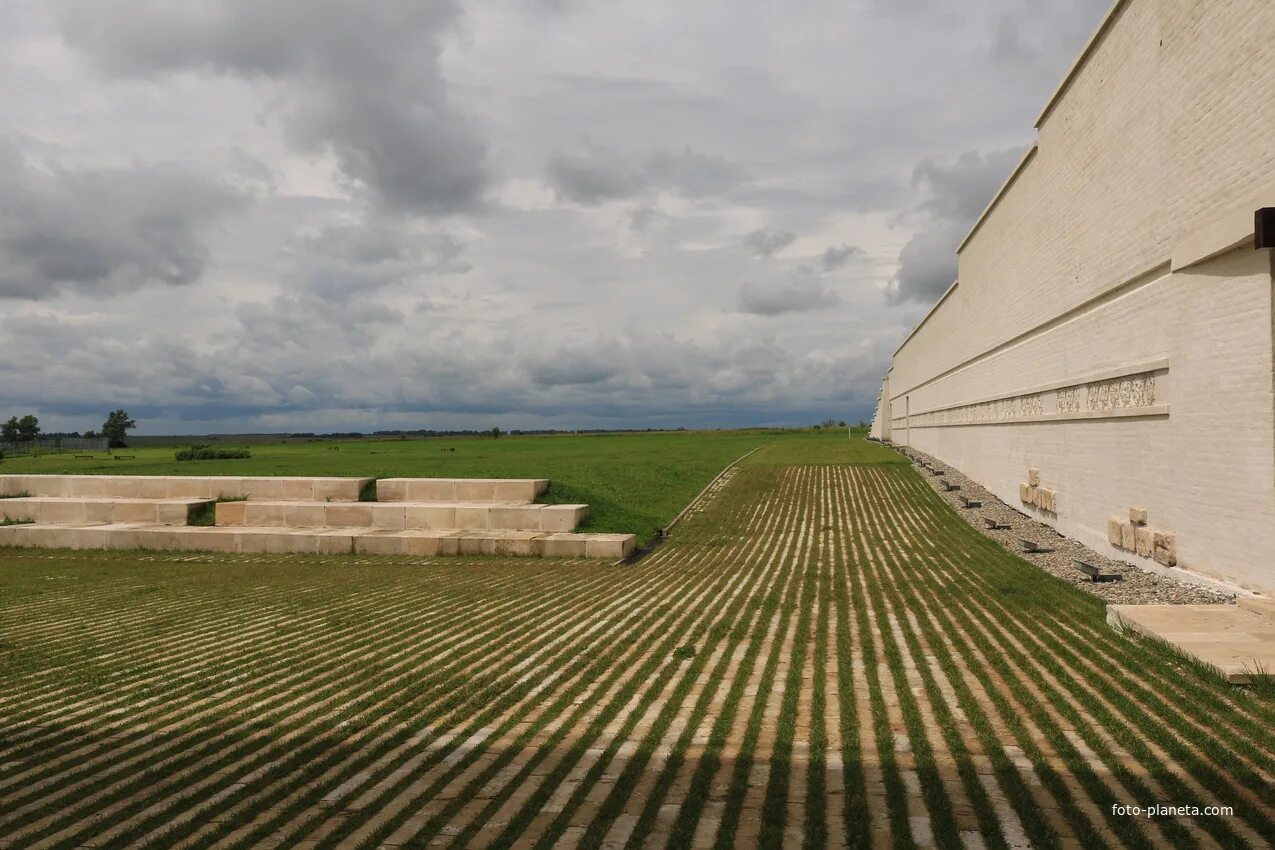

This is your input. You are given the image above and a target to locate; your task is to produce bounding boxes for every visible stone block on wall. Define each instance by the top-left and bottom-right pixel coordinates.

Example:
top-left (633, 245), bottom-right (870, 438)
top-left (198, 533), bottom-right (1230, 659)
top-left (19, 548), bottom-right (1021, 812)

top-left (1028, 468), bottom-right (1040, 487)
top-left (1153, 531), bottom-right (1178, 567)
top-left (1120, 522), bottom-right (1136, 551)
top-left (1108, 517), bottom-right (1124, 547)
top-left (1019, 483), bottom-right (1031, 503)
top-left (1130, 506), bottom-right (1148, 526)
top-left (1135, 526), bottom-right (1154, 557)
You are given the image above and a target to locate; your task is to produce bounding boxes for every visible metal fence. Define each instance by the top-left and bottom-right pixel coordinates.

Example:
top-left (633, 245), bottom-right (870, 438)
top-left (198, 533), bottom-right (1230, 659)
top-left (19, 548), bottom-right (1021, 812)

top-left (0, 437), bottom-right (110, 457)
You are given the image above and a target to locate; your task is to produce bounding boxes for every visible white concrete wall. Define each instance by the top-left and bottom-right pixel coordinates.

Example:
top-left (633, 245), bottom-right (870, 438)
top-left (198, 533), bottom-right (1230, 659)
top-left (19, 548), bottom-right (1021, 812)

top-left (880, 0), bottom-right (1275, 593)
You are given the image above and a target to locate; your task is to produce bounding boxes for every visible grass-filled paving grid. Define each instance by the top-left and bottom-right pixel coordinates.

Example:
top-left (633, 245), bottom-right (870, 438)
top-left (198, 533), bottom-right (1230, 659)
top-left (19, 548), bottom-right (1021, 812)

top-left (2, 448), bottom-right (1272, 848)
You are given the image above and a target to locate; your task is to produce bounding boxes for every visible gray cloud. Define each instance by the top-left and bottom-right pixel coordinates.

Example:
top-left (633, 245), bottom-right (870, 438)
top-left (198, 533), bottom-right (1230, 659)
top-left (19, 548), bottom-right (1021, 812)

top-left (546, 142), bottom-right (746, 205)
top-left (0, 0), bottom-right (1112, 432)
top-left (0, 138), bottom-right (241, 300)
top-left (55, 0), bottom-right (487, 215)
top-left (287, 217), bottom-right (470, 301)
top-left (819, 244), bottom-right (863, 272)
top-left (886, 147), bottom-right (1022, 304)
top-left (742, 228), bottom-right (797, 258)
top-left (738, 276), bottom-right (839, 316)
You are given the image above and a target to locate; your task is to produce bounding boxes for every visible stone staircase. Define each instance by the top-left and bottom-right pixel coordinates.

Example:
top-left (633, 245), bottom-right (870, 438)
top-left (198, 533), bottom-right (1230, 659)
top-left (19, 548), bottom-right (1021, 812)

top-left (0, 474), bottom-right (634, 560)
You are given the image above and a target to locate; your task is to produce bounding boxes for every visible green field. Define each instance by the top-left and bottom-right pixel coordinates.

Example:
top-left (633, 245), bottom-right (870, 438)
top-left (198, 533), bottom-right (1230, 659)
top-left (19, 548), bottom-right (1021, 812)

top-left (2, 429), bottom-right (842, 544)
top-left (2, 435), bottom-right (1272, 848)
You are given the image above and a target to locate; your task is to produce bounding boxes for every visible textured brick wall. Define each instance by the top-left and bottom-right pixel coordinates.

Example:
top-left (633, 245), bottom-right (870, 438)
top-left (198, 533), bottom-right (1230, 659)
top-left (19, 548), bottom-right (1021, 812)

top-left (876, 0), bottom-right (1275, 592)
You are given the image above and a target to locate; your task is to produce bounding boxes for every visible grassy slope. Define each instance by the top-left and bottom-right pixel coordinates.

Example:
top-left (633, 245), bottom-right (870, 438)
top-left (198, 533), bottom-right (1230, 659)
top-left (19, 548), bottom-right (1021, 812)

top-left (2, 440), bottom-right (1272, 849)
top-left (0, 430), bottom-right (821, 543)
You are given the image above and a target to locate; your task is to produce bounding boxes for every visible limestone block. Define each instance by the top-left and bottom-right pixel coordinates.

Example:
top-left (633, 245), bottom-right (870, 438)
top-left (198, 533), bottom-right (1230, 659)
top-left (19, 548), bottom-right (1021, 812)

top-left (492, 480), bottom-right (550, 501)
top-left (1120, 522), bottom-right (1136, 551)
top-left (456, 531), bottom-right (497, 556)
top-left (112, 501), bottom-right (156, 524)
top-left (1019, 483), bottom-right (1031, 503)
top-left (136, 479), bottom-right (170, 499)
top-left (316, 531), bottom-right (355, 555)
top-left (403, 531), bottom-right (447, 556)
top-left (1135, 526), bottom-right (1154, 557)
top-left (455, 506), bottom-right (493, 530)
top-left (138, 529), bottom-right (180, 551)
top-left (245, 503), bottom-right (288, 527)
top-left (1028, 468), bottom-right (1040, 487)
top-left (484, 506), bottom-right (537, 530)
top-left (374, 480), bottom-right (409, 501)
top-left (178, 528), bottom-right (238, 553)
top-left (312, 478), bottom-right (369, 502)
top-left (106, 526), bottom-right (144, 549)
top-left (404, 505), bottom-right (457, 529)
top-left (454, 481), bottom-right (498, 501)
top-left (0, 500), bottom-right (36, 522)
top-left (71, 527), bottom-right (111, 549)
top-left (236, 531), bottom-right (270, 554)
top-left (246, 479), bottom-right (286, 500)
top-left (536, 533), bottom-right (588, 558)
top-left (494, 531), bottom-right (541, 557)
top-left (1129, 506), bottom-right (1148, 526)
top-left (538, 505), bottom-right (589, 533)
top-left (354, 532), bottom-right (406, 556)
top-left (370, 505), bottom-right (407, 530)
top-left (284, 503), bottom-right (326, 527)
top-left (1153, 531), bottom-right (1177, 567)
top-left (436, 533), bottom-right (463, 556)
top-left (41, 501), bottom-right (87, 524)
top-left (585, 534), bottom-right (637, 560)
top-left (84, 501), bottom-right (116, 523)
top-left (1038, 489), bottom-right (1055, 513)
top-left (324, 504), bottom-right (374, 527)
top-left (282, 479), bottom-right (316, 500)
top-left (1108, 517), bottom-right (1124, 546)
top-left (156, 503), bottom-right (196, 525)
top-left (403, 480), bottom-right (457, 501)
top-left (265, 531), bottom-right (315, 554)
top-left (216, 501), bottom-right (247, 526)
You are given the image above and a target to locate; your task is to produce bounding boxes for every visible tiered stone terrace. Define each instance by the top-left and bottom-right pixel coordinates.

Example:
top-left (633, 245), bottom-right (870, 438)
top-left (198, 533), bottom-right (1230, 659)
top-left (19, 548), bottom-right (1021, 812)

top-left (0, 474), bottom-right (634, 559)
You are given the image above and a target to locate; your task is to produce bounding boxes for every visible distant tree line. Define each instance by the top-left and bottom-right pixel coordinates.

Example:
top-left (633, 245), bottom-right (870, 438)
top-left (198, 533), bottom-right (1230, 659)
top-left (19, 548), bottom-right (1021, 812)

top-left (2, 409), bottom-right (136, 448)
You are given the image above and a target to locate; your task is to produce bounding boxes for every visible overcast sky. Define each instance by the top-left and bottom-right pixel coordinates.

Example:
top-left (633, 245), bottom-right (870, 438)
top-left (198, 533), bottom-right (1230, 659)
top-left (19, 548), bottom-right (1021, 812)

top-left (0, 0), bottom-right (1110, 434)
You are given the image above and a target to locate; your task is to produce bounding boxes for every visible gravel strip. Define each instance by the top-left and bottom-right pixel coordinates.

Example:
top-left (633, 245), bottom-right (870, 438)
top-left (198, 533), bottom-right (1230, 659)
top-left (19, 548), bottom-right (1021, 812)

top-left (883, 443), bottom-right (1234, 606)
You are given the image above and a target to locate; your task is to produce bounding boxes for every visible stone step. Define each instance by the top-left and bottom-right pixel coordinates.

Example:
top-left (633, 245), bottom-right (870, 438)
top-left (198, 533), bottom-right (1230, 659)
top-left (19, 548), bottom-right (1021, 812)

top-left (214, 500), bottom-right (588, 532)
top-left (0, 523), bottom-right (635, 560)
top-left (0, 475), bottom-right (372, 501)
top-left (1108, 602), bottom-right (1275, 683)
top-left (0, 496), bottom-right (210, 526)
top-left (376, 478), bottom-right (549, 502)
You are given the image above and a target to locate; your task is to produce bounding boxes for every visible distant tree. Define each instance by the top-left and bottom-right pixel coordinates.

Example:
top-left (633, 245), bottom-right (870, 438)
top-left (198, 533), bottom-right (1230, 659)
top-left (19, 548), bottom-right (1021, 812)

top-left (819, 418), bottom-right (838, 429)
top-left (1, 417), bottom-right (18, 443)
top-left (101, 409), bottom-right (137, 448)
top-left (837, 420), bottom-right (847, 427)
top-left (84, 429), bottom-right (98, 439)
top-left (490, 426), bottom-right (503, 439)
top-left (16, 415), bottom-right (40, 442)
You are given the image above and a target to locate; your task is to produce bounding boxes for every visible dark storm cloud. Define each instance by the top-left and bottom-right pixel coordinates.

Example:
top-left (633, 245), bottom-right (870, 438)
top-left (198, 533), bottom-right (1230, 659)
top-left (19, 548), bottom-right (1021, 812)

top-left (886, 147), bottom-right (1022, 304)
top-left (55, 0), bottom-right (487, 215)
top-left (742, 228), bottom-right (797, 258)
top-left (546, 142), bottom-right (747, 204)
top-left (0, 138), bottom-right (242, 300)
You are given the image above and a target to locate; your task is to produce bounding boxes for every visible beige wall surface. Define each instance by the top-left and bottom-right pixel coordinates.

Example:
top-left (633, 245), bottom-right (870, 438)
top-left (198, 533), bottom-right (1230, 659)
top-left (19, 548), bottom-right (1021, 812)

top-left (873, 0), bottom-right (1275, 592)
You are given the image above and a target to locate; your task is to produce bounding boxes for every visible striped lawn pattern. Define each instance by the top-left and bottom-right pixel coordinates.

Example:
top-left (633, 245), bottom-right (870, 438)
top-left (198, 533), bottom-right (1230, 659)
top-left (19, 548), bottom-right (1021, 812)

top-left (1, 462), bottom-right (1272, 849)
